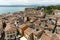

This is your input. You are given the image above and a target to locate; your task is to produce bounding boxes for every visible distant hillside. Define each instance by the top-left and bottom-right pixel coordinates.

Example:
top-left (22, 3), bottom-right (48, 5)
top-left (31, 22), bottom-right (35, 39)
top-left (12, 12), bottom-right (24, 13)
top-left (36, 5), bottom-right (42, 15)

top-left (36, 5), bottom-right (60, 14)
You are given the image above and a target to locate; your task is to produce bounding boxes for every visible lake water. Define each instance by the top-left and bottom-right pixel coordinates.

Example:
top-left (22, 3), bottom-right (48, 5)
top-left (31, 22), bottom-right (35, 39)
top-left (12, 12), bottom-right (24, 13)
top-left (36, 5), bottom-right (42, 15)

top-left (0, 7), bottom-right (32, 15)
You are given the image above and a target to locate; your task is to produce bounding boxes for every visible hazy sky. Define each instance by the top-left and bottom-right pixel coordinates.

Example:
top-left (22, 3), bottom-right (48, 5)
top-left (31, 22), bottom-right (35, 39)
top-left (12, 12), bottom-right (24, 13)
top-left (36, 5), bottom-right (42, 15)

top-left (0, 0), bottom-right (60, 5)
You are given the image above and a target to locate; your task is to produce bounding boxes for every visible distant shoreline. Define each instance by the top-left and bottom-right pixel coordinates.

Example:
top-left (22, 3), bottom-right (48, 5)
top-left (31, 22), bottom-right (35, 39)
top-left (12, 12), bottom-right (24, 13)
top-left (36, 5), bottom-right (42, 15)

top-left (0, 5), bottom-right (38, 7)
top-left (0, 4), bottom-right (60, 7)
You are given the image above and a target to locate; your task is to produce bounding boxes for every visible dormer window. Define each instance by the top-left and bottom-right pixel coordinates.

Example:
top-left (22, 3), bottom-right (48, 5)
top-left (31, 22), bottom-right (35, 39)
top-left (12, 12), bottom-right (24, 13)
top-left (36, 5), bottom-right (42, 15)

top-left (17, 22), bottom-right (19, 24)
top-left (45, 25), bottom-right (48, 27)
top-left (36, 29), bottom-right (39, 31)
top-left (49, 19), bottom-right (51, 20)
top-left (41, 20), bottom-right (43, 22)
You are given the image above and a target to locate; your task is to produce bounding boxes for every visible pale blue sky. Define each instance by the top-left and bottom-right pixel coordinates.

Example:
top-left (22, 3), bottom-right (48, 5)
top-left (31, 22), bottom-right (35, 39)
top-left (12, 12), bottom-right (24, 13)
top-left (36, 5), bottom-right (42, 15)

top-left (0, 0), bottom-right (60, 5)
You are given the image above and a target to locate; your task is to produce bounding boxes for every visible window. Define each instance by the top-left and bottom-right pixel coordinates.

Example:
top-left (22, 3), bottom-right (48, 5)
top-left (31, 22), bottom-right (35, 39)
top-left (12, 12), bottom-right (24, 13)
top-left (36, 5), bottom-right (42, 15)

top-left (10, 32), bottom-right (12, 34)
top-left (11, 39), bottom-right (15, 40)
top-left (8, 39), bottom-right (11, 40)
top-left (13, 34), bottom-right (15, 36)
top-left (49, 29), bottom-right (51, 31)
top-left (10, 35), bottom-right (13, 38)
top-left (7, 32), bottom-right (10, 34)
top-left (13, 31), bottom-right (15, 33)
top-left (36, 29), bottom-right (39, 31)
top-left (4, 39), bottom-right (6, 40)
top-left (45, 25), bottom-right (48, 27)
top-left (49, 19), bottom-right (51, 20)
top-left (41, 20), bottom-right (43, 22)
top-left (7, 35), bottom-right (9, 37)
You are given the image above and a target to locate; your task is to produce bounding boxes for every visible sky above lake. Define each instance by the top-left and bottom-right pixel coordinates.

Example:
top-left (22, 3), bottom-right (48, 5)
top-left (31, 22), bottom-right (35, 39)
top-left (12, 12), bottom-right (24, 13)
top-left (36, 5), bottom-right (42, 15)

top-left (0, 0), bottom-right (60, 6)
